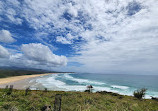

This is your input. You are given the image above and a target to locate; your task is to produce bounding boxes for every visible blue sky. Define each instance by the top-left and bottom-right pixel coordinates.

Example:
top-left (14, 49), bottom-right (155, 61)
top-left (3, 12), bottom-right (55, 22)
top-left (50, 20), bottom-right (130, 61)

top-left (0, 0), bottom-right (158, 74)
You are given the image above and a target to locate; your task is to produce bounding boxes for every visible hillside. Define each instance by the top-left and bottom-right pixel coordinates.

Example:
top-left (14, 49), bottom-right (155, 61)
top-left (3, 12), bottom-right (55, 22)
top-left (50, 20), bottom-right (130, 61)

top-left (0, 67), bottom-right (67, 78)
top-left (0, 69), bottom-right (47, 78)
top-left (0, 89), bottom-right (158, 111)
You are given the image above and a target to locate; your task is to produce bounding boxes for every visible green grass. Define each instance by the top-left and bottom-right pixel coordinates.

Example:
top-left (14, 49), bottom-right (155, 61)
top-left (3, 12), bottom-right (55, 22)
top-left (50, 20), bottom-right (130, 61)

top-left (0, 89), bottom-right (158, 111)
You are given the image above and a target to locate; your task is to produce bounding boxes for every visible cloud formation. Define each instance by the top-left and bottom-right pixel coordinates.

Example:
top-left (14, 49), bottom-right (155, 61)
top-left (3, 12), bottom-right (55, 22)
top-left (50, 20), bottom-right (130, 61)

top-left (21, 43), bottom-right (67, 66)
top-left (0, 30), bottom-right (15, 43)
top-left (0, 43), bottom-right (67, 70)
top-left (0, 0), bottom-right (158, 74)
top-left (0, 45), bottom-right (10, 58)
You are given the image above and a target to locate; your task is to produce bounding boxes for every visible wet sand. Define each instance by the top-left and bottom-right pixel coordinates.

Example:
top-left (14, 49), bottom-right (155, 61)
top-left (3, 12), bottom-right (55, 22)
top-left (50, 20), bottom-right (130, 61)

top-left (0, 73), bottom-right (55, 90)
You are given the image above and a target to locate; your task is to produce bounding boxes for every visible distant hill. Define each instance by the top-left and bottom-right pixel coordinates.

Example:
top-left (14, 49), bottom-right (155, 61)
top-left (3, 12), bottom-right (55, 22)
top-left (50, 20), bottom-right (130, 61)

top-left (0, 66), bottom-right (68, 78)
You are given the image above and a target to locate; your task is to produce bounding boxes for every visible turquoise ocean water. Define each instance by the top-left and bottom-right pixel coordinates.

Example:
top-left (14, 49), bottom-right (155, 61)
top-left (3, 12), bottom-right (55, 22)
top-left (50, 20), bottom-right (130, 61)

top-left (35, 73), bottom-right (158, 98)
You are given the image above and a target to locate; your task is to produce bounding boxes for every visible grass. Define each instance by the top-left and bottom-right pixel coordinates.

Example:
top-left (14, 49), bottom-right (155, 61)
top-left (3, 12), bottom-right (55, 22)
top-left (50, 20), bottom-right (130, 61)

top-left (0, 89), bottom-right (158, 111)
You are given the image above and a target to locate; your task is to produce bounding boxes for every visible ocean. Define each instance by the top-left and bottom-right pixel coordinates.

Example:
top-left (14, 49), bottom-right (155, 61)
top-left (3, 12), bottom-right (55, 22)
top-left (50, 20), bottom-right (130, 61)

top-left (33, 73), bottom-right (158, 98)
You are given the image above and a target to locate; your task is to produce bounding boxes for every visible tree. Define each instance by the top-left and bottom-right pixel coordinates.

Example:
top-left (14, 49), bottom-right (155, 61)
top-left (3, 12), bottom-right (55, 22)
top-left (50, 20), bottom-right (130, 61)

top-left (133, 88), bottom-right (147, 99)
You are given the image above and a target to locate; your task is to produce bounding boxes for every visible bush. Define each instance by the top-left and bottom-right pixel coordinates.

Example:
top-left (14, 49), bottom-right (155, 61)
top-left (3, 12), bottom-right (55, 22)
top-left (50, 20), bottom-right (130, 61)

top-left (84, 90), bottom-right (90, 93)
top-left (133, 88), bottom-right (147, 99)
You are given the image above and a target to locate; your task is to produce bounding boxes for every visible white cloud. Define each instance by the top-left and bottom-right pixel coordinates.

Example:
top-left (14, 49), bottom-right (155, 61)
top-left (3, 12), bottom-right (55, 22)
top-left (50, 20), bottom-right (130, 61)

top-left (0, 0), bottom-right (22, 24)
top-left (67, 3), bottom-right (78, 17)
top-left (0, 0), bottom-right (158, 74)
top-left (0, 45), bottom-right (10, 58)
top-left (56, 36), bottom-right (72, 44)
top-left (21, 43), bottom-right (67, 66)
top-left (0, 30), bottom-right (15, 43)
top-left (0, 43), bottom-right (67, 70)
top-left (6, 8), bottom-right (22, 24)
top-left (56, 33), bottom-right (74, 44)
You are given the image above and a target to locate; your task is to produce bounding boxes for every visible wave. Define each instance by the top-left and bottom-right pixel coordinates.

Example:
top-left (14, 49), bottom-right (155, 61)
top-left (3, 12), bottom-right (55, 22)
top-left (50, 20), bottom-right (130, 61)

top-left (36, 74), bottom-right (109, 92)
top-left (111, 85), bottom-right (129, 90)
top-left (34, 74), bottom-right (158, 99)
top-left (36, 74), bottom-right (65, 89)
top-left (63, 74), bottom-right (105, 85)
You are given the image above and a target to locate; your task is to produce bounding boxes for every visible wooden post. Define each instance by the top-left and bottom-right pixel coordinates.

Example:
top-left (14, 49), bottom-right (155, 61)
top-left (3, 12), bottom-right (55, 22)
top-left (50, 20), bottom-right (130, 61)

top-left (6, 85), bottom-right (13, 95)
top-left (54, 94), bottom-right (62, 111)
top-left (25, 87), bottom-right (30, 96)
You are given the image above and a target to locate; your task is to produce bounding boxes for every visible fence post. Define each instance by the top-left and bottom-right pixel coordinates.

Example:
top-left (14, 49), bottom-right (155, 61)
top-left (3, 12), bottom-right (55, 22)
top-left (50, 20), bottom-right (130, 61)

top-left (7, 85), bottom-right (13, 95)
top-left (25, 87), bottom-right (30, 96)
top-left (53, 94), bottom-right (62, 111)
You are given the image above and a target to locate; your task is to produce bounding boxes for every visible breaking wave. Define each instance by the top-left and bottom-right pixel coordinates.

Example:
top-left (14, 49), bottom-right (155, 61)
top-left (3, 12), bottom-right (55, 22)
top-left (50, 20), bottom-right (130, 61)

top-left (34, 73), bottom-right (158, 99)
top-left (63, 74), bottom-right (105, 85)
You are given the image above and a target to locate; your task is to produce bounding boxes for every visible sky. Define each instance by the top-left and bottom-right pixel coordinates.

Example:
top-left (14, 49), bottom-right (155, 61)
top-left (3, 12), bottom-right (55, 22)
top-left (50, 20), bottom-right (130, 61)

top-left (0, 0), bottom-right (158, 74)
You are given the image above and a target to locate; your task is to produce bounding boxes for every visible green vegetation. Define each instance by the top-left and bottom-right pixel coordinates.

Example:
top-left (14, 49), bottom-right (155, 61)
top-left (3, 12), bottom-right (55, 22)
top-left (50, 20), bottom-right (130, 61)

top-left (0, 69), bottom-right (45, 78)
top-left (0, 68), bottom-right (74, 78)
top-left (0, 89), bottom-right (158, 111)
top-left (133, 88), bottom-right (147, 99)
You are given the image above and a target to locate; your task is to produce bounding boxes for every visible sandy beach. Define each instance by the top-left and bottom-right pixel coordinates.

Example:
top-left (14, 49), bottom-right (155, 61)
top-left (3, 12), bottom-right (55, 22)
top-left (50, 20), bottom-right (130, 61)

top-left (0, 73), bottom-right (55, 90)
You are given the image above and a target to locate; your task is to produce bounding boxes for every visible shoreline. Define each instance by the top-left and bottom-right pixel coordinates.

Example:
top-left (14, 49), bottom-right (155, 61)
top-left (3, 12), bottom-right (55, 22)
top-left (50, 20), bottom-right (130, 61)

top-left (0, 72), bottom-right (74, 90)
top-left (0, 73), bottom-right (55, 85)
top-left (0, 73), bottom-right (157, 99)
top-left (0, 73), bottom-right (58, 89)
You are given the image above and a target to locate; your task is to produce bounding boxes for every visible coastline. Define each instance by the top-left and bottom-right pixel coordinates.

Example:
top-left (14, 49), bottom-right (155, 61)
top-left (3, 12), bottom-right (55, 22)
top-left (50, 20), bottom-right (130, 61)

top-left (0, 73), bottom-right (157, 99)
top-left (0, 73), bottom-right (56, 89)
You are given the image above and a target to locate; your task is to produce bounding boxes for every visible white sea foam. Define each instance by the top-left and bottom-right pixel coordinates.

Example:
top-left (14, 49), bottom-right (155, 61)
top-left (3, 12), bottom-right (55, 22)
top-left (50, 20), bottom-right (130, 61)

top-left (36, 74), bottom-right (108, 92)
top-left (36, 74), bottom-right (65, 89)
top-left (111, 85), bottom-right (129, 90)
top-left (34, 74), bottom-right (158, 99)
top-left (62, 85), bottom-right (86, 91)
top-left (47, 76), bottom-right (65, 86)
top-left (145, 91), bottom-right (158, 99)
top-left (94, 86), bottom-right (112, 92)
top-left (63, 74), bottom-right (105, 85)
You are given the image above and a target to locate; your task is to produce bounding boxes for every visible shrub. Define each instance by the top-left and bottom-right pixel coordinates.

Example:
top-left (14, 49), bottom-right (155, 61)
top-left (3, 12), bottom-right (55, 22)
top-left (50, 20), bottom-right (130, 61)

top-left (84, 90), bottom-right (90, 93)
top-left (151, 96), bottom-right (158, 101)
top-left (133, 88), bottom-right (147, 99)
top-left (96, 91), bottom-right (120, 96)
